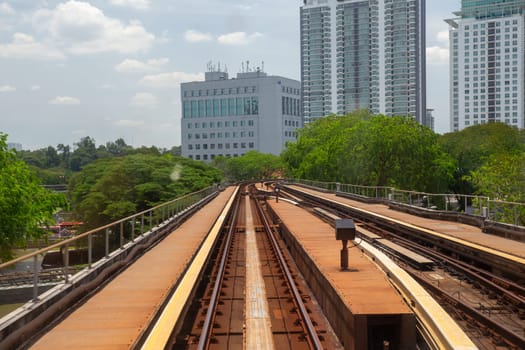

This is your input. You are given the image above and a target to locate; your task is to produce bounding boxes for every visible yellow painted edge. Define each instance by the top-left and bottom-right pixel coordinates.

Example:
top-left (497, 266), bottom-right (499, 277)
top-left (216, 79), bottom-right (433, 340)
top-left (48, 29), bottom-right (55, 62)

top-left (141, 186), bottom-right (239, 350)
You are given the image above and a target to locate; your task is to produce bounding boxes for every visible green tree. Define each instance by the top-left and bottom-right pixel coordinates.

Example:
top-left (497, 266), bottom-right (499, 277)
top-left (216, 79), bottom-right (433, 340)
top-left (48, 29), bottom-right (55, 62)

top-left (69, 154), bottom-right (221, 228)
top-left (282, 112), bottom-right (454, 193)
top-left (468, 152), bottom-right (525, 225)
top-left (0, 133), bottom-right (66, 261)
top-left (468, 153), bottom-right (525, 202)
top-left (213, 151), bottom-right (284, 182)
top-left (70, 136), bottom-right (98, 171)
top-left (439, 123), bottom-right (525, 196)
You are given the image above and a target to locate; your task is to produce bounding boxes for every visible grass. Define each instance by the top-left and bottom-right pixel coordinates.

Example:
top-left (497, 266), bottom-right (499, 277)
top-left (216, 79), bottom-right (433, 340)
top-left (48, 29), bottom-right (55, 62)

top-left (0, 303), bottom-right (24, 318)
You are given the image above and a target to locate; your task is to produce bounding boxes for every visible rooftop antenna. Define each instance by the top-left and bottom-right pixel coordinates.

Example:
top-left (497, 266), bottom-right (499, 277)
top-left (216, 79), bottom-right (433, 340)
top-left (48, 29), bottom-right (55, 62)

top-left (247, 60), bottom-right (250, 72)
top-left (225, 65), bottom-right (228, 73)
top-left (242, 61), bottom-right (245, 73)
top-left (262, 61), bottom-right (265, 72)
top-left (218, 61), bottom-right (221, 72)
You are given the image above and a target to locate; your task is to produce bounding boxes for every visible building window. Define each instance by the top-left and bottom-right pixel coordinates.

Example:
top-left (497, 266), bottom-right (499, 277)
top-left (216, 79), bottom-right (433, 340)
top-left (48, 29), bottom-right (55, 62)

top-left (229, 98), bottom-right (236, 115)
top-left (221, 98), bottom-right (228, 116)
top-left (251, 96), bottom-right (259, 115)
top-left (213, 99), bottom-right (220, 116)
top-left (183, 101), bottom-right (190, 118)
top-left (244, 97), bottom-right (252, 115)
top-left (206, 100), bottom-right (213, 117)
top-left (236, 97), bottom-right (244, 115)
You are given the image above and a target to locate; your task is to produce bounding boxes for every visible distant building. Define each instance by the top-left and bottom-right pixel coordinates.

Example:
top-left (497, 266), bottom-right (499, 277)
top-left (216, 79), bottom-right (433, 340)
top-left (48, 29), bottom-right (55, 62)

top-left (447, 0), bottom-right (525, 131)
top-left (7, 142), bottom-right (22, 152)
top-left (426, 108), bottom-right (435, 131)
top-left (180, 65), bottom-right (302, 162)
top-left (300, 0), bottom-right (427, 125)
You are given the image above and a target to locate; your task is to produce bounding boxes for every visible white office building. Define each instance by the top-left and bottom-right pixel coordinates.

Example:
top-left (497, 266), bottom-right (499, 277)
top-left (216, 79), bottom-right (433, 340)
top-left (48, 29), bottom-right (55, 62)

top-left (180, 67), bottom-right (302, 162)
top-left (300, 0), bottom-right (426, 125)
top-left (448, 0), bottom-right (525, 131)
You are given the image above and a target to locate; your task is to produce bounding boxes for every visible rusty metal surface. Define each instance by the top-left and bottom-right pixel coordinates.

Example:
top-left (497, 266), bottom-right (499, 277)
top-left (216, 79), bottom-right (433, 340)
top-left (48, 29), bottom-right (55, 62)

top-left (267, 199), bottom-right (411, 316)
top-left (292, 186), bottom-right (525, 259)
top-left (30, 188), bottom-right (236, 350)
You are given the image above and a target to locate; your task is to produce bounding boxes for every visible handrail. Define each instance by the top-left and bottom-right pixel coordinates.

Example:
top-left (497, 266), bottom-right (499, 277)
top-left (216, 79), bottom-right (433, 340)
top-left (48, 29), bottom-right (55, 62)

top-left (0, 187), bottom-right (215, 270)
top-left (288, 178), bottom-right (524, 227)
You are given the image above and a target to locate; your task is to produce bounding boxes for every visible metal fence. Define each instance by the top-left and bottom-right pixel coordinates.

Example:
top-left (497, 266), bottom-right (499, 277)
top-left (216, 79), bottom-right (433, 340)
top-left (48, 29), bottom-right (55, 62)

top-left (288, 179), bottom-right (525, 227)
top-left (0, 186), bottom-right (217, 309)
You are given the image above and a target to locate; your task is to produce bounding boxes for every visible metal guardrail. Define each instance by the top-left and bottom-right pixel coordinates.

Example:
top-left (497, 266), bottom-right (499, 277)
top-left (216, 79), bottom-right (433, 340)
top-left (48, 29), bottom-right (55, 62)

top-left (0, 186), bottom-right (217, 306)
top-left (288, 179), bottom-right (525, 228)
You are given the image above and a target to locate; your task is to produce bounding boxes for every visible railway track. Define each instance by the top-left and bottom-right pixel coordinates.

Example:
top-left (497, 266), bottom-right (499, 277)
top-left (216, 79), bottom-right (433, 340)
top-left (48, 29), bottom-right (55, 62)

top-left (172, 186), bottom-right (339, 350)
top-left (280, 184), bottom-right (525, 350)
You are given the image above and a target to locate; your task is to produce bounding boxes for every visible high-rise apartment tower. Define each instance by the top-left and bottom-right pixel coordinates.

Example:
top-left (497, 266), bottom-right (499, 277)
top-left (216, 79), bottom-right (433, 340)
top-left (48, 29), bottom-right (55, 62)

top-left (300, 0), bottom-right (427, 125)
top-left (448, 0), bottom-right (525, 131)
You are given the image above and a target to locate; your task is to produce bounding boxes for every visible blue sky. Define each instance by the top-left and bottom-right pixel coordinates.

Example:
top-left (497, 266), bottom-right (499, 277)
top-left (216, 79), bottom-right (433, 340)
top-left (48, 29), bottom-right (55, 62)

top-left (0, 0), bottom-right (459, 150)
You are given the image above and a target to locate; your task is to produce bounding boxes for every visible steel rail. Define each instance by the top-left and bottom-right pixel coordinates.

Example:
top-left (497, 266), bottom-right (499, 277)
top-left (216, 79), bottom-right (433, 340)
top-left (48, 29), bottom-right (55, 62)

top-left (197, 191), bottom-right (241, 350)
top-left (411, 271), bottom-right (525, 349)
top-left (391, 236), bottom-right (525, 309)
top-left (253, 196), bottom-right (324, 350)
top-left (282, 185), bottom-right (523, 348)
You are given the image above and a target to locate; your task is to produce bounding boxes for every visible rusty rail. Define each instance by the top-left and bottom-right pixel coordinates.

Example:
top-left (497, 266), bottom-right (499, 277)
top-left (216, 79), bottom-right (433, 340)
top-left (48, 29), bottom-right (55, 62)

top-left (254, 195), bottom-right (324, 350)
top-left (197, 190), bottom-right (241, 350)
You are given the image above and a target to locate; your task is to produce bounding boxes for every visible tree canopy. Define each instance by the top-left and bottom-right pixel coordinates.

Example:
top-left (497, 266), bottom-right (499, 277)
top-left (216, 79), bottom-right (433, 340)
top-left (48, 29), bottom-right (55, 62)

top-left (282, 111), bottom-right (455, 193)
top-left (439, 123), bottom-right (525, 196)
top-left (68, 153), bottom-right (222, 228)
top-left (0, 133), bottom-right (66, 261)
top-left (212, 151), bottom-right (284, 182)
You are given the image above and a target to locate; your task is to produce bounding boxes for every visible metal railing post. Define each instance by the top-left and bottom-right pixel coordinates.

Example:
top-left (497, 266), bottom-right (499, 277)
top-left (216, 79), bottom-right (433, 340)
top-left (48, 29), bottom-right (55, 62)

top-left (141, 213), bottom-right (144, 235)
top-left (63, 244), bottom-right (69, 284)
top-left (120, 222), bottom-right (124, 249)
top-left (88, 233), bottom-right (92, 269)
top-left (105, 229), bottom-right (110, 258)
top-left (32, 255), bottom-right (39, 302)
top-left (131, 220), bottom-right (135, 242)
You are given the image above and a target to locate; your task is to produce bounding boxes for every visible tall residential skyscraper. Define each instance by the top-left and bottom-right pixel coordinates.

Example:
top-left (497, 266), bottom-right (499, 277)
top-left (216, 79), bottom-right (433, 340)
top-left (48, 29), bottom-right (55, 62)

top-left (448, 0), bottom-right (525, 131)
top-left (300, 0), bottom-right (426, 125)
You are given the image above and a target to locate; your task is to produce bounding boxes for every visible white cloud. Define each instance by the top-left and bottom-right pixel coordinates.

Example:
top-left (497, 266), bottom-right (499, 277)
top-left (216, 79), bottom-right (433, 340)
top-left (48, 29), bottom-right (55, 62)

top-left (237, 5), bottom-right (253, 11)
top-left (115, 58), bottom-right (169, 73)
top-left (427, 46), bottom-right (449, 65)
top-left (114, 119), bottom-right (145, 127)
top-left (0, 33), bottom-right (66, 60)
top-left (130, 92), bottom-right (158, 108)
top-left (139, 72), bottom-right (204, 88)
top-left (0, 85), bottom-right (15, 92)
top-left (184, 30), bottom-right (213, 43)
top-left (33, 1), bottom-right (155, 55)
top-left (49, 96), bottom-right (80, 105)
top-left (436, 30), bottom-right (449, 44)
top-left (109, 0), bottom-right (151, 10)
top-left (217, 31), bottom-right (263, 45)
top-left (31, 85), bottom-right (41, 91)
top-left (0, 3), bottom-right (15, 15)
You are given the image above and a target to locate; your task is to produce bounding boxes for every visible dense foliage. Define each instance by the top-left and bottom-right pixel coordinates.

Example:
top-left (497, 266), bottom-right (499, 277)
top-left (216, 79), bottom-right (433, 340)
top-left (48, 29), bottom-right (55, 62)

top-left (69, 153), bottom-right (221, 228)
top-left (439, 123), bottom-right (525, 197)
top-left (212, 151), bottom-right (284, 182)
top-left (282, 111), bottom-right (455, 193)
top-left (17, 137), bottom-right (181, 184)
top-left (0, 133), bottom-right (66, 261)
